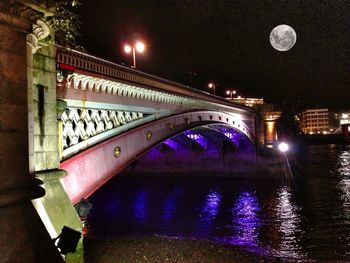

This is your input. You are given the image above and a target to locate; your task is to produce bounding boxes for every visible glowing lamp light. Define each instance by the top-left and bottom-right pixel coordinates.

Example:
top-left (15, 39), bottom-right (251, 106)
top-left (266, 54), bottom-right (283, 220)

top-left (124, 45), bottom-right (132, 53)
top-left (278, 142), bottom-right (289, 153)
top-left (123, 41), bottom-right (146, 68)
top-left (135, 42), bottom-right (145, 53)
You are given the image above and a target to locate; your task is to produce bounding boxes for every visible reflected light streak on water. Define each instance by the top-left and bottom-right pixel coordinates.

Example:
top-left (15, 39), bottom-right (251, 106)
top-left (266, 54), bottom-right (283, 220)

top-left (335, 148), bottom-right (350, 258)
top-left (276, 187), bottom-right (307, 260)
top-left (337, 149), bottom-right (350, 220)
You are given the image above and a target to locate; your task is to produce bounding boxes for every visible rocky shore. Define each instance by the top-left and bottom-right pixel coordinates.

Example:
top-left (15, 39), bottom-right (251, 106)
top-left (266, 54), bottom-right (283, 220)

top-left (84, 236), bottom-right (271, 263)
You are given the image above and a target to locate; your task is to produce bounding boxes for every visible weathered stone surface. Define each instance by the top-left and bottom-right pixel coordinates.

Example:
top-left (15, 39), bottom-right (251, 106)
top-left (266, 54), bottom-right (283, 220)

top-left (32, 70), bottom-right (56, 92)
top-left (0, 202), bottom-right (63, 263)
top-left (0, 50), bottom-right (27, 82)
top-left (0, 24), bottom-right (26, 56)
top-left (0, 76), bottom-right (27, 105)
top-left (36, 43), bottom-right (55, 57)
top-left (34, 151), bottom-right (46, 171)
top-left (33, 53), bottom-right (56, 73)
top-left (0, 134), bottom-right (29, 188)
top-left (34, 134), bottom-right (57, 152)
top-left (36, 169), bottom-right (83, 263)
top-left (0, 3), bottom-right (63, 261)
top-left (45, 151), bottom-right (59, 169)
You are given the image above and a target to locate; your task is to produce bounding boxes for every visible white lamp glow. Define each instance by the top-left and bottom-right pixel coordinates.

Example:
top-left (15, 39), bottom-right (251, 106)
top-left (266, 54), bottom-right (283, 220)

top-left (278, 142), bottom-right (289, 153)
top-left (135, 42), bottom-right (145, 53)
top-left (124, 45), bottom-right (132, 53)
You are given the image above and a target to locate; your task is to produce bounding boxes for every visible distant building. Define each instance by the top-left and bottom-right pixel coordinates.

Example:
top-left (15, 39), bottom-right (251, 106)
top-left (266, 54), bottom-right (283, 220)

top-left (328, 112), bottom-right (342, 133)
top-left (299, 108), bottom-right (329, 134)
top-left (227, 96), bottom-right (264, 108)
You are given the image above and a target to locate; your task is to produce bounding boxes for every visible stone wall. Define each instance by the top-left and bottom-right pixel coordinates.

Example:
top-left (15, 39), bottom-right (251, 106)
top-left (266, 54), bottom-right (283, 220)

top-left (32, 45), bottom-right (59, 170)
top-left (0, 1), bottom-right (63, 262)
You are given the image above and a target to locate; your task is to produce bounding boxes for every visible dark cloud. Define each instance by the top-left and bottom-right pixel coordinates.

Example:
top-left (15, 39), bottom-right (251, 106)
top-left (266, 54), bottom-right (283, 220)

top-left (77, 0), bottom-right (350, 110)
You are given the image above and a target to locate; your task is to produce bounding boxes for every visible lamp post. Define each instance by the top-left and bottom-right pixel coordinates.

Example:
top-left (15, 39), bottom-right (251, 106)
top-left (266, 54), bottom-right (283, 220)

top-left (226, 90), bottom-right (236, 99)
top-left (124, 41), bottom-right (145, 68)
top-left (208, 82), bottom-right (216, 95)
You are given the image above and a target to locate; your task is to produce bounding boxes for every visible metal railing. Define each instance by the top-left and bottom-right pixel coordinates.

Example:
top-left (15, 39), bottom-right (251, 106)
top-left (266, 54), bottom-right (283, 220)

top-left (56, 46), bottom-right (254, 114)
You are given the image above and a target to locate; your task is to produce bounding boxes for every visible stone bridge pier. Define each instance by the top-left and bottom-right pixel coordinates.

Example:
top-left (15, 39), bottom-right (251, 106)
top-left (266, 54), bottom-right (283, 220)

top-left (0, 1), bottom-right (82, 262)
top-left (0, 1), bottom-right (63, 262)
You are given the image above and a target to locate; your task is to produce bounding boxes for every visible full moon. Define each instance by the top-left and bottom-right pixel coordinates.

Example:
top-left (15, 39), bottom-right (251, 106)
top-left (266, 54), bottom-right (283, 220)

top-left (269, 24), bottom-right (297, 51)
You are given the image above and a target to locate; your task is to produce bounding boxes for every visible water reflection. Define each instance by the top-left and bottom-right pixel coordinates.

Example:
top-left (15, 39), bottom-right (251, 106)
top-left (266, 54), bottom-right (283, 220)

top-left (86, 145), bottom-right (350, 261)
top-left (201, 189), bottom-right (221, 220)
top-left (337, 149), bottom-right (350, 220)
top-left (133, 189), bottom-right (148, 223)
top-left (337, 150), bottom-right (350, 176)
top-left (163, 187), bottom-right (183, 221)
top-left (227, 191), bottom-right (261, 247)
top-left (276, 187), bottom-right (306, 260)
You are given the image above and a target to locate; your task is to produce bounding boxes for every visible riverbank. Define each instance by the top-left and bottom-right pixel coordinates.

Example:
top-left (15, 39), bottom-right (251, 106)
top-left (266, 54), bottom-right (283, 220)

top-left (297, 134), bottom-right (349, 145)
top-left (84, 236), bottom-right (270, 263)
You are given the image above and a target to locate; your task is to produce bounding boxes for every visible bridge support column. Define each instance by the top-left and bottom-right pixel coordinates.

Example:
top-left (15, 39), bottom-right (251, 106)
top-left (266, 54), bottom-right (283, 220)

top-left (0, 2), bottom-right (63, 262)
top-left (29, 36), bottom-right (84, 262)
top-left (33, 169), bottom-right (83, 263)
top-left (260, 110), bottom-right (282, 148)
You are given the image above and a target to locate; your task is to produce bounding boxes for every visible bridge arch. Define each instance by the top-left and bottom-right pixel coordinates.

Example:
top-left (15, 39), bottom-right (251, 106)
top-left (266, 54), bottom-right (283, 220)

top-left (60, 110), bottom-right (256, 203)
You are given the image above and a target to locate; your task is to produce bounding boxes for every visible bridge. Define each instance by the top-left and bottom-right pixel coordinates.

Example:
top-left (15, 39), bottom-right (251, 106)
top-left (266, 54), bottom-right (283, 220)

top-left (55, 47), bottom-right (261, 204)
top-left (0, 2), bottom-right (277, 262)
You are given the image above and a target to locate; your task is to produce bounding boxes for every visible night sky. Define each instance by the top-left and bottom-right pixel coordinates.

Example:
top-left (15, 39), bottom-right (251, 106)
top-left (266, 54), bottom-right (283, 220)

top-left (76, 1), bottom-right (350, 111)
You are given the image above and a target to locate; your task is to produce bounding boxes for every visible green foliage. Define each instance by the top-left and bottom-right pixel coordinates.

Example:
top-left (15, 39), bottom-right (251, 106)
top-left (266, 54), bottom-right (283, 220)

top-left (50, 0), bottom-right (80, 47)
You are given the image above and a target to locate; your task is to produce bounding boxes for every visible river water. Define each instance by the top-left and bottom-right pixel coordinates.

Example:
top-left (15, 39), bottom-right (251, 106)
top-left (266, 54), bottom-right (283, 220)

top-left (84, 144), bottom-right (350, 261)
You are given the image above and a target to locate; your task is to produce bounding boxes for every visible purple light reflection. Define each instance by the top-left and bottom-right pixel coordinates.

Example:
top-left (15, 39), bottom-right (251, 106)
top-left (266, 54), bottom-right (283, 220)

top-left (223, 191), bottom-right (262, 248)
top-left (163, 138), bottom-right (178, 150)
top-left (190, 189), bottom-right (222, 239)
top-left (201, 190), bottom-right (222, 220)
top-left (162, 187), bottom-right (183, 221)
top-left (133, 189), bottom-right (148, 223)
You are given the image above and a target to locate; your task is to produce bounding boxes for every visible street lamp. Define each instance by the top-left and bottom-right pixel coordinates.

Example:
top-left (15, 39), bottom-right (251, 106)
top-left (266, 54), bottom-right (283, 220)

top-left (124, 41), bottom-right (145, 68)
top-left (226, 90), bottom-right (236, 99)
top-left (208, 82), bottom-right (216, 95)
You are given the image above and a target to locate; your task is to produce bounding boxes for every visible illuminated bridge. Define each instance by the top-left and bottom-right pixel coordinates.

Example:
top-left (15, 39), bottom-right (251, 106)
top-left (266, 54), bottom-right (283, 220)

top-left (0, 4), bottom-right (278, 261)
top-left (55, 47), bottom-right (263, 204)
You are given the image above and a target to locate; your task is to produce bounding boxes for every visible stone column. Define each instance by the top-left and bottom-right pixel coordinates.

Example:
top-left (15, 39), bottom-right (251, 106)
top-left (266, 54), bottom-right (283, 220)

top-left (0, 1), bottom-right (63, 262)
top-left (260, 111), bottom-right (282, 147)
top-left (26, 7), bottom-right (84, 263)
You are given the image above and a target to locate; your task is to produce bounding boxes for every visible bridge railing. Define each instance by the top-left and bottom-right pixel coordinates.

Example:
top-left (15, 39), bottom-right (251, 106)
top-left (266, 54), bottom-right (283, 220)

top-left (56, 46), bottom-right (254, 114)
